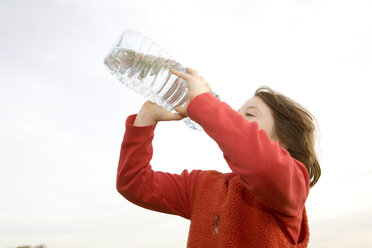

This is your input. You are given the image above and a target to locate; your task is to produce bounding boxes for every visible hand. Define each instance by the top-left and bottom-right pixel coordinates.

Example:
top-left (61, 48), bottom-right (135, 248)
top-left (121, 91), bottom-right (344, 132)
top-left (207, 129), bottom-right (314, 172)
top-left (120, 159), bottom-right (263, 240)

top-left (171, 67), bottom-right (212, 117)
top-left (133, 100), bottom-right (187, 127)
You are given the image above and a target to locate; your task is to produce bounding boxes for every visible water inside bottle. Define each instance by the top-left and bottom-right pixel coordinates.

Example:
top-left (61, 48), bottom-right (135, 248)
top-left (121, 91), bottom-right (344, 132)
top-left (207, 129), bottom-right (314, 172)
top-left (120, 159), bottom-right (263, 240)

top-left (104, 48), bottom-right (190, 111)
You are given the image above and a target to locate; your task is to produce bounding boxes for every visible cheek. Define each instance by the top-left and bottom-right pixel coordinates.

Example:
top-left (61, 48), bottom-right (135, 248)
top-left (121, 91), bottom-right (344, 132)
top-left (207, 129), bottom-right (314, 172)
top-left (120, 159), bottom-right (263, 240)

top-left (265, 124), bottom-right (276, 141)
top-left (255, 120), bottom-right (269, 134)
top-left (247, 118), bottom-right (274, 140)
top-left (258, 121), bottom-right (275, 140)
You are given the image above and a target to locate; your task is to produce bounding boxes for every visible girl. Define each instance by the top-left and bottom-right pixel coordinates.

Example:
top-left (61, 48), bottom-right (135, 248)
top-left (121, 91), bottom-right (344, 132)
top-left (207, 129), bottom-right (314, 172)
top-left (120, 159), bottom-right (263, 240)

top-left (116, 67), bottom-right (321, 248)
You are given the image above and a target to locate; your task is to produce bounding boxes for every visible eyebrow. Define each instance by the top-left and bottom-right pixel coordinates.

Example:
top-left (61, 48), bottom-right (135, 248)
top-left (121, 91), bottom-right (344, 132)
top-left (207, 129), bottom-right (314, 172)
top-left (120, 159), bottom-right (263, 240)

top-left (238, 106), bottom-right (260, 112)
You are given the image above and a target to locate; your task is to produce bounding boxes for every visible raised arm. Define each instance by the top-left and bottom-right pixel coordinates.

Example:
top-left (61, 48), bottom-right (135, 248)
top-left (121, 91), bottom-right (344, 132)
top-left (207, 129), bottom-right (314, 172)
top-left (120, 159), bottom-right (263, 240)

top-left (116, 114), bottom-right (202, 219)
top-left (186, 92), bottom-right (310, 218)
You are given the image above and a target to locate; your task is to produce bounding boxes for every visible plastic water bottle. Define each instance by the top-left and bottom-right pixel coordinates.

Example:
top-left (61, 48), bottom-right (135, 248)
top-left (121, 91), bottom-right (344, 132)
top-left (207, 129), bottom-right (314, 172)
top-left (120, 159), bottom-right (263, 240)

top-left (103, 29), bottom-right (220, 131)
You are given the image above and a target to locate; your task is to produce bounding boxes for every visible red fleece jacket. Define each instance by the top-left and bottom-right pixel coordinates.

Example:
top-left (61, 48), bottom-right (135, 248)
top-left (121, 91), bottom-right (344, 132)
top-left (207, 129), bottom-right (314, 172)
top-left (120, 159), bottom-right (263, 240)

top-left (116, 92), bottom-right (310, 247)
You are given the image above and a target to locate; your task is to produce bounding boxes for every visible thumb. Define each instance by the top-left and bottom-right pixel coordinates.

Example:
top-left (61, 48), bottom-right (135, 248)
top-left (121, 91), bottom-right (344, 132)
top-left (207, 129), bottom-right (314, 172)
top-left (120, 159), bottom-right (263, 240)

top-left (158, 111), bottom-right (185, 121)
top-left (172, 112), bottom-right (186, 120)
top-left (175, 106), bottom-right (188, 118)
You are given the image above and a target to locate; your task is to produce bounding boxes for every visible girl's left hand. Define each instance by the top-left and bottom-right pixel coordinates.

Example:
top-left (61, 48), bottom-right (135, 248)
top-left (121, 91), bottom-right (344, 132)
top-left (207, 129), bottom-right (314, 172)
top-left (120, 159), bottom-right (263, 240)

top-left (171, 67), bottom-right (211, 117)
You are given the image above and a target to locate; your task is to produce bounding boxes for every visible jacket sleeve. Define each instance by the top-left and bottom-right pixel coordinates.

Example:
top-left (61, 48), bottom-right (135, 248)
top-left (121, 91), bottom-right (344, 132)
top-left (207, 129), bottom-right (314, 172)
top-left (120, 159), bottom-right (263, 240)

top-left (186, 92), bottom-right (310, 218)
top-left (116, 114), bottom-right (203, 220)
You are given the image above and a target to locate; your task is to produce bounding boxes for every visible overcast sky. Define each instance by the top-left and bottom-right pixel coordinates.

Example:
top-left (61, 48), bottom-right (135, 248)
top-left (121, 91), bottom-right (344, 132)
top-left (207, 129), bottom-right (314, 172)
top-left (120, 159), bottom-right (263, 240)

top-left (1, 0), bottom-right (372, 247)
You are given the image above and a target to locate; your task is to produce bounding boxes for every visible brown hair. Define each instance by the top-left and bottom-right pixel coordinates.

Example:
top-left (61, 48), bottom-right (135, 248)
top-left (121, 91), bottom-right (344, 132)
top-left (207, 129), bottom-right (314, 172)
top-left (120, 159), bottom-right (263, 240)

top-left (254, 86), bottom-right (321, 187)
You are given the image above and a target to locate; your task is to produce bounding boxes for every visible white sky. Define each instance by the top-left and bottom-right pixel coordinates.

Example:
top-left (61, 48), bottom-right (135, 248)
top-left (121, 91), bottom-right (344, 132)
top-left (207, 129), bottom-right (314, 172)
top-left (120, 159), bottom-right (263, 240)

top-left (0, 0), bottom-right (371, 247)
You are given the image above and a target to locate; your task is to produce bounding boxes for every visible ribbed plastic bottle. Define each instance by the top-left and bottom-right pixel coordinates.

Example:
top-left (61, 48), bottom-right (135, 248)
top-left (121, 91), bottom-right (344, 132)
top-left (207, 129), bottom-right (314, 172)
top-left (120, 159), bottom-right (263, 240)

top-left (103, 29), bottom-right (220, 131)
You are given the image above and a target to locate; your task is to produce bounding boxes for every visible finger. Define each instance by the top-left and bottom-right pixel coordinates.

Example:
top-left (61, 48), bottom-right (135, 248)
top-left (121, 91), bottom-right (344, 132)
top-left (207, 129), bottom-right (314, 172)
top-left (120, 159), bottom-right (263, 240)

top-left (161, 111), bottom-right (185, 121)
top-left (173, 112), bottom-right (186, 120)
top-left (185, 67), bottom-right (199, 77)
top-left (175, 106), bottom-right (188, 117)
top-left (171, 69), bottom-right (192, 81)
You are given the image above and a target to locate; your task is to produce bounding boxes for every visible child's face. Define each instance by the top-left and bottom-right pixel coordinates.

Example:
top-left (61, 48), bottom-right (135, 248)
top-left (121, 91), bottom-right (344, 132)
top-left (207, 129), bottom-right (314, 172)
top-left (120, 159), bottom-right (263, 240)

top-left (237, 96), bottom-right (278, 142)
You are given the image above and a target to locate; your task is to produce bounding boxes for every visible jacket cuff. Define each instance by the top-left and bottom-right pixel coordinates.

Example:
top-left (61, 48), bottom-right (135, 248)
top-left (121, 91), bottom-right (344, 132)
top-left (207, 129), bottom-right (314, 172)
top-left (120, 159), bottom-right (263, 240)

top-left (125, 114), bottom-right (157, 135)
top-left (186, 92), bottom-right (219, 126)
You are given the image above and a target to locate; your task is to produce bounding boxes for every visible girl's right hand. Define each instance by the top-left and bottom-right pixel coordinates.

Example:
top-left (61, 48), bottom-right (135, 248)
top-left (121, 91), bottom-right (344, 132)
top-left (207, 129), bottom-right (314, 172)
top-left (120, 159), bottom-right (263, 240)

top-left (133, 101), bottom-right (187, 127)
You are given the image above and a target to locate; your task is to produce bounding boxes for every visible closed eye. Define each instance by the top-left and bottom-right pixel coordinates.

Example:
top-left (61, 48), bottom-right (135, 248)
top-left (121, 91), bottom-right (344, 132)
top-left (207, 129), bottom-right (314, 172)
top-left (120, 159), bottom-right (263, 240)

top-left (245, 113), bottom-right (254, 117)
